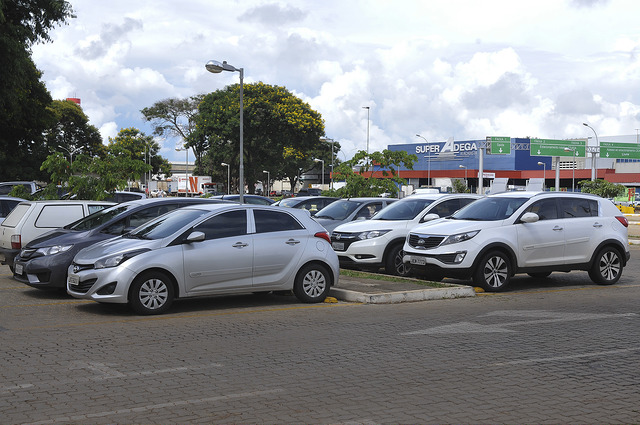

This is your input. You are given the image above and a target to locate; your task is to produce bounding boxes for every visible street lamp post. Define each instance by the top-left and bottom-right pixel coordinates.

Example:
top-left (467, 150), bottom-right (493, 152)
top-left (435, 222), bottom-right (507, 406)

top-left (564, 147), bottom-right (576, 192)
top-left (58, 145), bottom-right (84, 167)
top-left (362, 107), bottom-right (370, 163)
top-left (221, 162), bottom-right (230, 194)
top-left (176, 145), bottom-right (189, 196)
top-left (537, 161), bottom-right (546, 191)
top-left (263, 170), bottom-right (270, 196)
top-left (459, 164), bottom-right (467, 188)
top-left (583, 122), bottom-right (599, 181)
top-left (206, 60), bottom-right (244, 203)
top-left (314, 159), bottom-right (324, 188)
top-left (416, 134), bottom-right (431, 186)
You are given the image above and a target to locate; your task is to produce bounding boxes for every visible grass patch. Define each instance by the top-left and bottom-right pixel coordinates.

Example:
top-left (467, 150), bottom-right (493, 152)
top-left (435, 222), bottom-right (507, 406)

top-left (339, 268), bottom-right (449, 288)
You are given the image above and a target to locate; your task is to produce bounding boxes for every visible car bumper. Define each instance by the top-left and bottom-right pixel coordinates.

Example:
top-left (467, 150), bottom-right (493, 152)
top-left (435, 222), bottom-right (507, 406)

top-left (403, 245), bottom-right (477, 279)
top-left (0, 247), bottom-right (19, 266)
top-left (67, 265), bottom-right (137, 304)
top-left (13, 251), bottom-right (75, 289)
top-left (332, 238), bottom-right (388, 266)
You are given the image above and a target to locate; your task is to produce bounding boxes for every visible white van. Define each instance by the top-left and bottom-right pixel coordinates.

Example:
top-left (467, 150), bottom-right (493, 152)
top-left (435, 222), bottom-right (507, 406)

top-left (0, 200), bottom-right (114, 269)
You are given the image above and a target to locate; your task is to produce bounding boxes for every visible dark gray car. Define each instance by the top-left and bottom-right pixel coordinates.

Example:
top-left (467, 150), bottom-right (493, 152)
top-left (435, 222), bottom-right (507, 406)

top-left (13, 197), bottom-right (231, 289)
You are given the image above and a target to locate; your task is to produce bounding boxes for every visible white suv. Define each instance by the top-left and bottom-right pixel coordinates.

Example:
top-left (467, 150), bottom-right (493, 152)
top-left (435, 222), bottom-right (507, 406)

top-left (331, 193), bottom-right (481, 276)
top-left (403, 191), bottom-right (630, 291)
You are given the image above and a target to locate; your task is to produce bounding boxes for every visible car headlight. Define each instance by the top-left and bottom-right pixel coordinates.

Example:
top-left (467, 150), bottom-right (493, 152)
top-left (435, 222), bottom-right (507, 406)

top-left (94, 249), bottom-right (150, 269)
top-left (441, 230), bottom-right (479, 246)
top-left (34, 245), bottom-right (74, 256)
top-left (357, 230), bottom-right (391, 240)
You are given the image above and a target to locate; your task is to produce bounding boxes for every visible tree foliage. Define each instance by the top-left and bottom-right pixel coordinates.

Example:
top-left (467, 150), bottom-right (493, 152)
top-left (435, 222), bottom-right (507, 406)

top-left (45, 99), bottom-right (106, 159)
top-left (452, 178), bottom-right (469, 193)
top-left (330, 150), bottom-right (417, 197)
top-left (578, 179), bottom-right (626, 199)
top-left (107, 127), bottom-right (170, 179)
top-left (191, 82), bottom-right (328, 193)
top-left (0, 0), bottom-right (75, 181)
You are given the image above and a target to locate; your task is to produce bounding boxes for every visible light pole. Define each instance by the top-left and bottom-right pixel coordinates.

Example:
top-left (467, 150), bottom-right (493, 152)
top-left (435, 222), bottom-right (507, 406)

top-left (459, 164), bottom-right (467, 188)
top-left (416, 134), bottom-right (431, 186)
top-left (58, 145), bottom-right (84, 167)
top-left (262, 170), bottom-right (270, 196)
top-left (322, 137), bottom-right (335, 190)
top-left (176, 145), bottom-right (189, 196)
top-left (564, 147), bottom-right (576, 192)
top-left (537, 161), bottom-right (546, 191)
top-left (221, 162), bottom-right (230, 194)
top-left (583, 122), bottom-right (598, 181)
top-left (206, 59), bottom-right (244, 203)
top-left (362, 106), bottom-right (370, 165)
top-left (314, 158), bottom-right (324, 188)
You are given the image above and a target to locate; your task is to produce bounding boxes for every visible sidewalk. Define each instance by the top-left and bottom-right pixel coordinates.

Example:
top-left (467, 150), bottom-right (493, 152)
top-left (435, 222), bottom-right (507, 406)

top-left (330, 272), bottom-right (475, 304)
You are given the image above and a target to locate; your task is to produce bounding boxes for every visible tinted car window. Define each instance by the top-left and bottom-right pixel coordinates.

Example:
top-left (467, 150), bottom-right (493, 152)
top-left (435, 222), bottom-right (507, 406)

top-left (130, 209), bottom-right (209, 240)
top-left (561, 198), bottom-right (598, 218)
top-left (195, 210), bottom-right (247, 239)
top-left (375, 198), bottom-right (434, 221)
top-left (254, 209), bottom-right (303, 233)
top-left (428, 199), bottom-right (461, 218)
top-left (1, 199), bottom-right (21, 218)
top-left (128, 204), bottom-right (180, 228)
top-left (523, 199), bottom-right (558, 220)
top-left (70, 205), bottom-right (131, 231)
top-left (355, 202), bottom-right (384, 219)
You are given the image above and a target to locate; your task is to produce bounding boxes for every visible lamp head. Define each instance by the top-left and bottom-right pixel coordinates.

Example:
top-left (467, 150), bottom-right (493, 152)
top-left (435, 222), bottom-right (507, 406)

top-left (538, 162), bottom-right (544, 166)
top-left (205, 60), bottom-right (224, 73)
top-left (221, 162), bottom-right (228, 166)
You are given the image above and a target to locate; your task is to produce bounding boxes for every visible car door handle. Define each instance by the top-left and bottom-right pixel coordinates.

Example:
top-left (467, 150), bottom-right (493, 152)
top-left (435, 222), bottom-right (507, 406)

top-left (232, 242), bottom-right (249, 248)
top-left (285, 239), bottom-right (301, 245)
top-left (593, 222), bottom-right (603, 228)
top-left (553, 226), bottom-right (563, 231)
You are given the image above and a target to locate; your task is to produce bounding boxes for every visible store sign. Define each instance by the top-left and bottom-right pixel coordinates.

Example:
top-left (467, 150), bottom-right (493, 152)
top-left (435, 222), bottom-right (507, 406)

top-left (415, 138), bottom-right (478, 156)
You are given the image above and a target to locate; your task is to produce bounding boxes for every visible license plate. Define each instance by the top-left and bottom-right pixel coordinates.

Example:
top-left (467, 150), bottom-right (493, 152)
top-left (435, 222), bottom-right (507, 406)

top-left (14, 263), bottom-right (23, 275)
top-left (68, 274), bottom-right (80, 286)
top-left (410, 256), bottom-right (427, 266)
top-left (332, 242), bottom-right (345, 251)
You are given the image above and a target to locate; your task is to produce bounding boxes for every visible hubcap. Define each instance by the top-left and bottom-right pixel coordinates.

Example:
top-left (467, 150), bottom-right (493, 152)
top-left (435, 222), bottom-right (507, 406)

top-left (302, 270), bottom-right (327, 298)
top-left (483, 256), bottom-right (508, 288)
top-left (394, 250), bottom-right (409, 276)
top-left (139, 278), bottom-right (168, 310)
top-left (599, 251), bottom-right (620, 281)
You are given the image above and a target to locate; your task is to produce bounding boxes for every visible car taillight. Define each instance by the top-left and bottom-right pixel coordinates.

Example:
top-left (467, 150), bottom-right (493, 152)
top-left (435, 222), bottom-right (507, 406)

top-left (314, 231), bottom-right (331, 243)
top-left (11, 234), bottom-right (21, 250)
top-left (615, 216), bottom-right (629, 227)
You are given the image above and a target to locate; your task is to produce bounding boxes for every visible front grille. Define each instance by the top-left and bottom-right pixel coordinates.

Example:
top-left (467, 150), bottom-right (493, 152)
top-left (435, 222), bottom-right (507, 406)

top-left (331, 232), bottom-right (360, 252)
top-left (408, 234), bottom-right (444, 249)
top-left (71, 262), bottom-right (93, 273)
top-left (69, 278), bottom-right (97, 294)
top-left (19, 248), bottom-right (38, 260)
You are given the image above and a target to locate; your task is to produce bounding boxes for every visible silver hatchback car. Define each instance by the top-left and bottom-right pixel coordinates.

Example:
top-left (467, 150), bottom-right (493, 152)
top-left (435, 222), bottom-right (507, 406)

top-left (67, 204), bottom-right (339, 314)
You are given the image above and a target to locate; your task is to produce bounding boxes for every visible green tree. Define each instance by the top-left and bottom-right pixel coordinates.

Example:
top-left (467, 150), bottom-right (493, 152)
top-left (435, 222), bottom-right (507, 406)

top-left (452, 178), bottom-right (469, 193)
top-left (192, 82), bottom-right (325, 194)
top-left (107, 127), bottom-right (170, 182)
top-left (578, 179), bottom-right (626, 199)
top-left (0, 0), bottom-right (75, 181)
top-left (141, 95), bottom-right (204, 174)
top-left (45, 99), bottom-right (106, 159)
top-left (330, 149), bottom-right (417, 197)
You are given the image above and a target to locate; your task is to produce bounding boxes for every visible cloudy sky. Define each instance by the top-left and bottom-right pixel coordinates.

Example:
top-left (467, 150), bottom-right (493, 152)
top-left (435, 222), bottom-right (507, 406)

top-left (32, 0), bottom-right (640, 164)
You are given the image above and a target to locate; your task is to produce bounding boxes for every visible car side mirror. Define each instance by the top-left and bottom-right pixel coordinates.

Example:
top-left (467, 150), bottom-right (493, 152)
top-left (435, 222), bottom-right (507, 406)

top-left (520, 212), bottom-right (539, 223)
top-left (421, 213), bottom-right (440, 223)
top-left (185, 231), bottom-right (205, 243)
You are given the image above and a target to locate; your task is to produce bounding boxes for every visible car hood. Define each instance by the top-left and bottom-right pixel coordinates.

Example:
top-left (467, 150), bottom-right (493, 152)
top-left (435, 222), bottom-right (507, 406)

top-left (73, 235), bottom-right (161, 263)
top-left (332, 218), bottom-right (411, 233)
top-left (26, 228), bottom-right (93, 248)
top-left (410, 218), bottom-right (504, 235)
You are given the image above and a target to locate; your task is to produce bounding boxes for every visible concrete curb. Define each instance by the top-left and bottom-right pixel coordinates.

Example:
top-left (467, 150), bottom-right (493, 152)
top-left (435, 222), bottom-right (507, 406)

top-left (330, 284), bottom-right (475, 304)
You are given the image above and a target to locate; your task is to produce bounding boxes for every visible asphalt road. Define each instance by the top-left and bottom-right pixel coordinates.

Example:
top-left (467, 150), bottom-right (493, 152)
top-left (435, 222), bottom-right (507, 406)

top-left (1, 248), bottom-right (640, 424)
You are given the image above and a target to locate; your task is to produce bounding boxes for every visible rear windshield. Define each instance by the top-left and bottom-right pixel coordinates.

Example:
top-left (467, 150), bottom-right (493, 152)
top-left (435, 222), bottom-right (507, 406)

top-left (373, 198), bottom-right (434, 221)
top-left (278, 198), bottom-right (302, 208)
top-left (67, 205), bottom-right (131, 231)
top-left (1, 204), bottom-right (31, 228)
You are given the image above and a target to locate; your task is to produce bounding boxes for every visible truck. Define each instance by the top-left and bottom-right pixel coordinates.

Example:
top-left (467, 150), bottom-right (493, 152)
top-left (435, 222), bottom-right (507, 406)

top-left (169, 175), bottom-right (213, 195)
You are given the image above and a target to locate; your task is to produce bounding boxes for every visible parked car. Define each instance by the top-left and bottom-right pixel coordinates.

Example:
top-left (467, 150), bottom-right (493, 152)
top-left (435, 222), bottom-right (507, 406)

top-left (0, 181), bottom-right (40, 196)
top-left (314, 197), bottom-right (398, 234)
top-left (296, 188), bottom-right (322, 196)
top-left (0, 196), bottom-right (25, 226)
top-left (403, 191), bottom-right (630, 291)
top-left (208, 194), bottom-right (275, 205)
top-left (331, 193), bottom-right (481, 276)
top-left (0, 200), bottom-right (114, 270)
top-left (274, 196), bottom-right (339, 216)
top-left (107, 191), bottom-right (146, 203)
top-left (12, 198), bottom-right (230, 290)
top-left (67, 204), bottom-right (339, 315)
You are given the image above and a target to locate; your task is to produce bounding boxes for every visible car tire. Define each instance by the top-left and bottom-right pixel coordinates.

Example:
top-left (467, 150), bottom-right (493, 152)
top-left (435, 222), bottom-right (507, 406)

top-left (474, 250), bottom-right (511, 292)
top-left (293, 263), bottom-right (331, 303)
top-left (385, 244), bottom-right (411, 277)
top-left (129, 271), bottom-right (175, 315)
top-left (527, 272), bottom-right (551, 278)
top-left (588, 246), bottom-right (623, 285)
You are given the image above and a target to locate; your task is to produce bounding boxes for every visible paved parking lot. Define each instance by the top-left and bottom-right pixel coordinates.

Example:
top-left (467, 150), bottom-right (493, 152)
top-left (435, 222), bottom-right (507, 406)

top-left (2, 249), bottom-right (640, 424)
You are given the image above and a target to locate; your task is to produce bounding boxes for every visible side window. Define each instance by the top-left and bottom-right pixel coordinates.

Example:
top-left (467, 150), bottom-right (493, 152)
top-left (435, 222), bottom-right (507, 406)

top-left (561, 198), bottom-right (599, 218)
top-left (429, 199), bottom-right (460, 218)
top-left (300, 200), bottom-right (319, 214)
top-left (88, 205), bottom-right (109, 214)
top-left (35, 205), bottom-right (85, 227)
top-left (355, 202), bottom-right (383, 219)
top-left (524, 199), bottom-right (558, 220)
top-left (460, 198), bottom-right (477, 208)
top-left (254, 209), bottom-right (303, 233)
top-left (103, 218), bottom-right (127, 235)
top-left (195, 210), bottom-right (247, 240)
top-left (128, 204), bottom-right (180, 229)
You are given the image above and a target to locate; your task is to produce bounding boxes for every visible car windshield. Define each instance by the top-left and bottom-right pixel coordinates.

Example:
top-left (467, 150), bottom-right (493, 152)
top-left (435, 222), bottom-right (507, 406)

top-left (67, 205), bottom-right (131, 231)
top-left (315, 200), bottom-right (361, 220)
top-left (278, 198), bottom-right (302, 208)
top-left (373, 198), bottom-right (434, 220)
top-left (127, 208), bottom-right (209, 240)
top-left (452, 197), bottom-right (528, 221)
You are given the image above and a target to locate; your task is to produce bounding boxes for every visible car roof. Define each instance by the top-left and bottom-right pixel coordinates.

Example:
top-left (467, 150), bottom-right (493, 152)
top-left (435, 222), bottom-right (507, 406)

top-left (0, 196), bottom-right (27, 201)
top-left (404, 193), bottom-right (481, 201)
top-left (339, 197), bottom-right (398, 202)
top-left (17, 200), bottom-right (115, 205)
top-left (488, 191), bottom-right (602, 199)
top-left (289, 196), bottom-right (338, 201)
